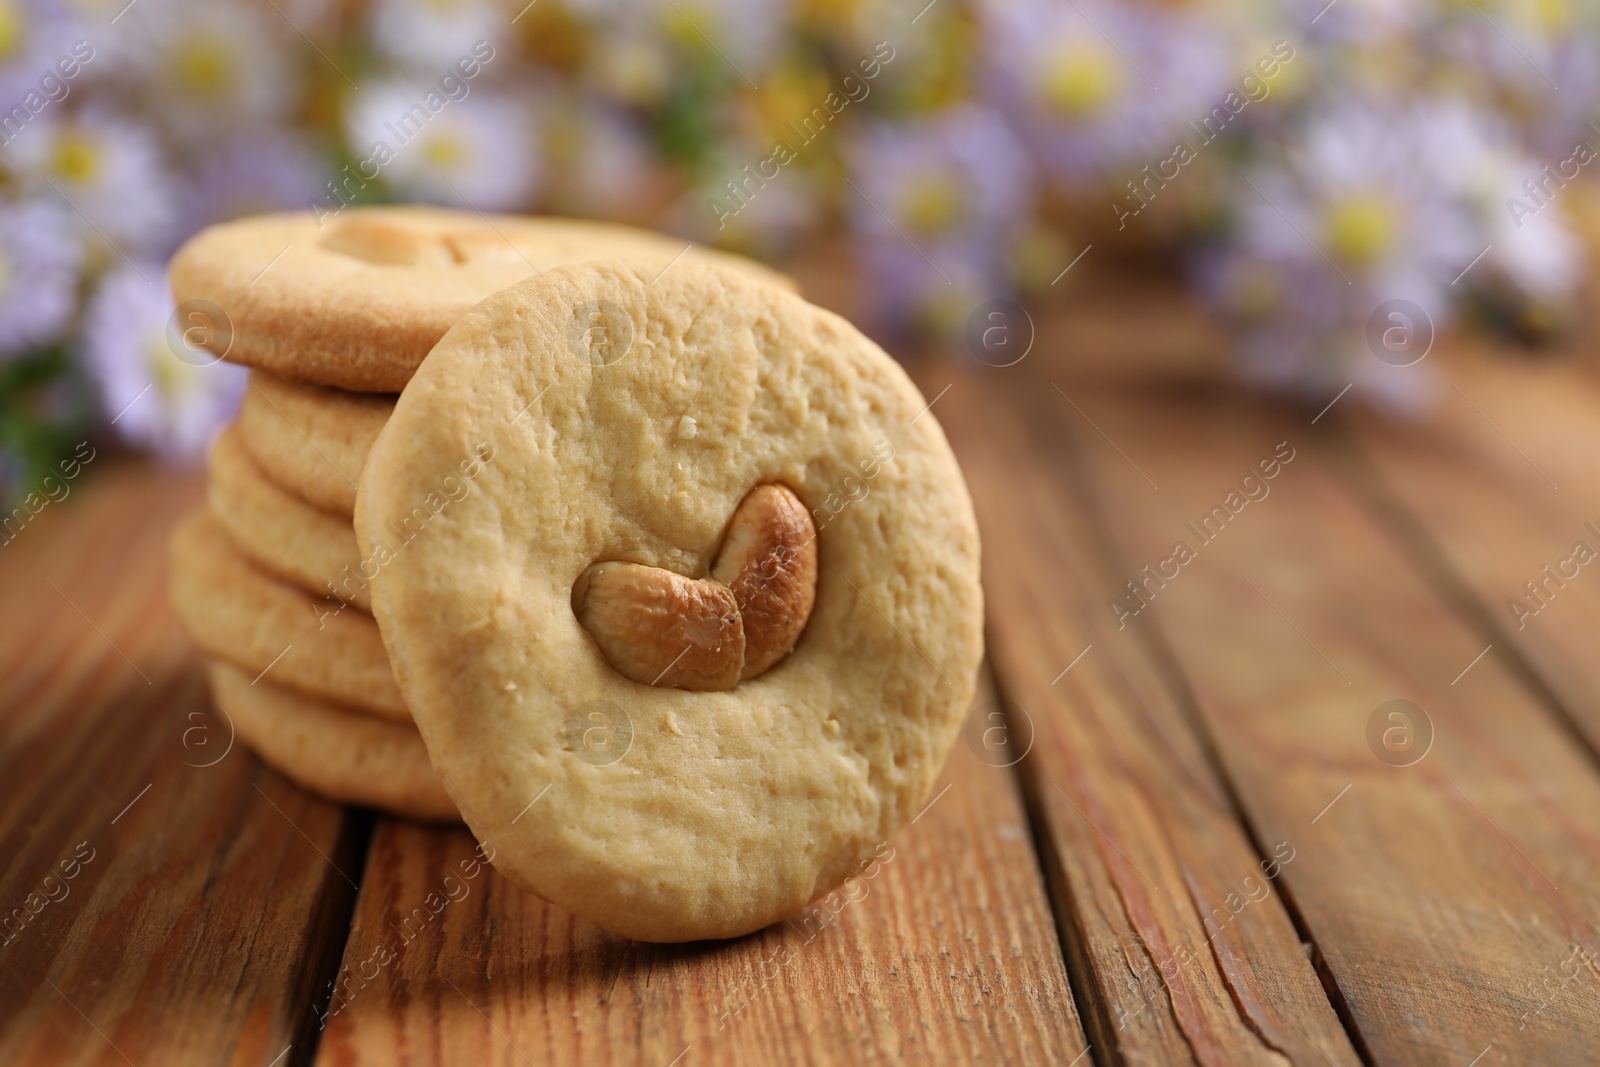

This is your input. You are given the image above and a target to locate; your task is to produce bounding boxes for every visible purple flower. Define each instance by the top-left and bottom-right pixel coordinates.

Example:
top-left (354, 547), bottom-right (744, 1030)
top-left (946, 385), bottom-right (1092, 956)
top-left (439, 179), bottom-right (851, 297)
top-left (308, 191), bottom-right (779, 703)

top-left (83, 265), bottom-right (246, 461)
top-left (0, 0), bottom-right (79, 108)
top-left (178, 128), bottom-right (326, 238)
top-left (0, 198), bottom-right (80, 355)
top-left (980, 0), bottom-right (1233, 183)
top-left (1208, 97), bottom-right (1497, 410)
top-left (106, 0), bottom-right (294, 143)
top-left (347, 80), bottom-right (541, 211)
top-left (8, 111), bottom-right (176, 253)
top-left (845, 104), bottom-right (1033, 329)
top-left (1226, 98), bottom-right (1482, 327)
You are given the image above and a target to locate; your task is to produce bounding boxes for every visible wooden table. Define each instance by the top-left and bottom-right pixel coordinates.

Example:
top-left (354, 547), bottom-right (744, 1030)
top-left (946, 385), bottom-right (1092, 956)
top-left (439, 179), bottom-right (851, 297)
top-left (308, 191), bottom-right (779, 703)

top-left (5, 288), bottom-right (1600, 1065)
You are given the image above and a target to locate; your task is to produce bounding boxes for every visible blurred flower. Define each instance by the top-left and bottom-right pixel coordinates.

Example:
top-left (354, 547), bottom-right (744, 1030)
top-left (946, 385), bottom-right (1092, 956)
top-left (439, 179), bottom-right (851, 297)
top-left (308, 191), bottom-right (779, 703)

top-left (0, 0), bottom-right (76, 104)
top-left (1299, 0), bottom-right (1431, 48)
top-left (369, 0), bottom-right (506, 71)
top-left (980, 0), bottom-right (1232, 183)
top-left (655, 0), bottom-right (789, 80)
top-left (583, 26), bottom-right (673, 105)
top-left (1227, 98), bottom-right (1481, 328)
top-left (1211, 97), bottom-right (1496, 410)
top-left (1422, 101), bottom-right (1583, 304)
top-left (110, 0), bottom-right (293, 140)
top-left (347, 81), bottom-right (540, 210)
top-left (573, 0), bottom-right (789, 85)
top-left (826, 0), bottom-right (951, 107)
top-left (83, 266), bottom-right (245, 461)
top-left (1439, 0), bottom-right (1600, 156)
top-left (8, 112), bottom-right (175, 252)
top-left (278, 0), bottom-right (344, 37)
top-left (542, 96), bottom-right (659, 217)
top-left (679, 135), bottom-right (822, 248)
top-left (0, 199), bottom-right (79, 354)
top-left (179, 128), bottom-right (325, 235)
top-left (846, 104), bottom-right (1033, 328)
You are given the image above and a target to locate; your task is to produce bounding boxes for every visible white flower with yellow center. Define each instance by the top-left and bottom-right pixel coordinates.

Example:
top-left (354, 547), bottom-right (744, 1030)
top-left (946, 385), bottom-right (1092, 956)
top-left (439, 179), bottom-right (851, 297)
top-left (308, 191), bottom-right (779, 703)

top-left (8, 113), bottom-right (175, 253)
top-left (111, 0), bottom-right (292, 140)
top-left (0, 199), bottom-right (80, 355)
top-left (84, 266), bottom-right (246, 461)
top-left (846, 105), bottom-right (1032, 328)
top-left (1235, 99), bottom-right (1481, 325)
top-left (348, 80), bottom-right (540, 211)
top-left (1037, 39), bottom-right (1125, 121)
top-left (980, 0), bottom-right (1232, 181)
top-left (1219, 98), bottom-right (1501, 409)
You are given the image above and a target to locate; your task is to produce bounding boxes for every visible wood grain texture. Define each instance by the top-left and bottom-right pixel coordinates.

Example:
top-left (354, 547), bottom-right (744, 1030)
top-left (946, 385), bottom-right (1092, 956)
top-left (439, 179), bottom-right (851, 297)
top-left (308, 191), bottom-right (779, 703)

top-left (313, 670), bottom-right (1087, 1067)
top-left (923, 368), bottom-right (1360, 1067)
top-left (0, 464), bottom-right (363, 1067)
top-left (11, 338), bottom-right (1600, 1067)
top-left (1340, 353), bottom-right (1600, 755)
top-left (1013, 378), bottom-right (1600, 1065)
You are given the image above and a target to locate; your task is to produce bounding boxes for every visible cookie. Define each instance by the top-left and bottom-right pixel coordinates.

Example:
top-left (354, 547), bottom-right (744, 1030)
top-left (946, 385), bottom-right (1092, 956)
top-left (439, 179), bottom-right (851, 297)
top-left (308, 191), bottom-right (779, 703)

top-left (170, 508), bottom-right (407, 719)
top-left (355, 260), bottom-right (983, 942)
top-left (235, 370), bottom-right (393, 517)
top-left (208, 659), bottom-right (456, 822)
top-left (170, 206), bottom-right (797, 392)
top-left (209, 424), bottom-right (368, 611)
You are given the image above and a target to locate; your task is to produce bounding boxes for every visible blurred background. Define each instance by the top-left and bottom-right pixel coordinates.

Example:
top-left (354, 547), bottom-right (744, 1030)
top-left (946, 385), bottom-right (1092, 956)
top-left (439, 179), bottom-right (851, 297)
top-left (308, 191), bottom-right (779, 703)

top-left (1, 0), bottom-right (1598, 501)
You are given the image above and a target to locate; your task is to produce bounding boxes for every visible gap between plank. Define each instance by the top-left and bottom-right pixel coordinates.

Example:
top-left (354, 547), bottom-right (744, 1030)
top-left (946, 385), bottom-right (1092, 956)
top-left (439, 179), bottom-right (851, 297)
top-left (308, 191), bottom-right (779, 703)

top-left (1006, 380), bottom-right (1379, 1067)
top-left (985, 654), bottom-right (1121, 1067)
top-left (1325, 420), bottom-right (1600, 786)
top-left (284, 805), bottom-right (377, 1067)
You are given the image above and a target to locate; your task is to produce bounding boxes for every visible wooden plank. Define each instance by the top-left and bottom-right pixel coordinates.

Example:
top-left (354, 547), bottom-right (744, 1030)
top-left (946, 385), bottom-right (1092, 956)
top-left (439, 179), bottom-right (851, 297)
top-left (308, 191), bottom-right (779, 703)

top-left (313, 671), bottom-right (1086, 1067)
top-left (0, 465), bottom-right (362, 1067)
top-left (922, 368), bottom-right (1361, 1066)
top-left (1341, 353), bottom-right (1600, 754)
top-left (1004, 375), bottom-right (1600, 1064)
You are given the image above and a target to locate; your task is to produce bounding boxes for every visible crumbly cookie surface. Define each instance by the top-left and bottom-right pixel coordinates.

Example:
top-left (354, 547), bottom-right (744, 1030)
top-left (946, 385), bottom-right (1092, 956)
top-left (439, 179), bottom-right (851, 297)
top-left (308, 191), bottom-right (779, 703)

top-left (208, 661), bottom-right (456, 822)
top-left (356, 260), bottom-right (982, 941)
top-left (171, 508), bottom-right (407, 719)
top-left (235, 370), bottom-right (393, 517)
top-left (209, 425), bottom-right (368, 610)
top-left (171, 206), bottom-right (796, 392)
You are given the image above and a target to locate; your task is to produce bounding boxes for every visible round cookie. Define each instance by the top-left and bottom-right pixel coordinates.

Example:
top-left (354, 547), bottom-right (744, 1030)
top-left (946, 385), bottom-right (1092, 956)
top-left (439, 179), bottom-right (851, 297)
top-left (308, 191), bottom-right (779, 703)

top-left (171, 206), bottom-right (798, 392)
top-left (209, 425), bottom-right (369, 611)
top-left (355, 259), bottom-right (983, 942)
top-left (208, 660), bottom-right (456, 822)
top-left (236, 370), bottom-right (393, 517)
top-left (171, 508), bottom-right (407, 719)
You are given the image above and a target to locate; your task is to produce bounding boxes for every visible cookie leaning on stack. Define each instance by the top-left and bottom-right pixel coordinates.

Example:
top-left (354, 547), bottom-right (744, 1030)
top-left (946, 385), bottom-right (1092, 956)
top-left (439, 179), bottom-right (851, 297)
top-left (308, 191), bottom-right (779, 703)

top-left (167, 206), bottom-right (794, 822)
top-left (357, 258), bottom-right (983, 940)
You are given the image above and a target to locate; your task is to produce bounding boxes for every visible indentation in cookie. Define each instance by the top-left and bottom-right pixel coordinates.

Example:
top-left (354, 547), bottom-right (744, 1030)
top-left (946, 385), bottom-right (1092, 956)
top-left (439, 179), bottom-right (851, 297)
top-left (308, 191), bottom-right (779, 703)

top-left (319, 216), bottom-right (528, 267)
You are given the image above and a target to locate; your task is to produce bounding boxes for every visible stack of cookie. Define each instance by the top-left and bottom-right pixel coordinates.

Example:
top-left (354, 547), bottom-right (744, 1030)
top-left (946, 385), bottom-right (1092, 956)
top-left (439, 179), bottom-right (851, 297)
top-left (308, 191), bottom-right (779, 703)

top-left (168, 206), bottom-right (793, 821)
